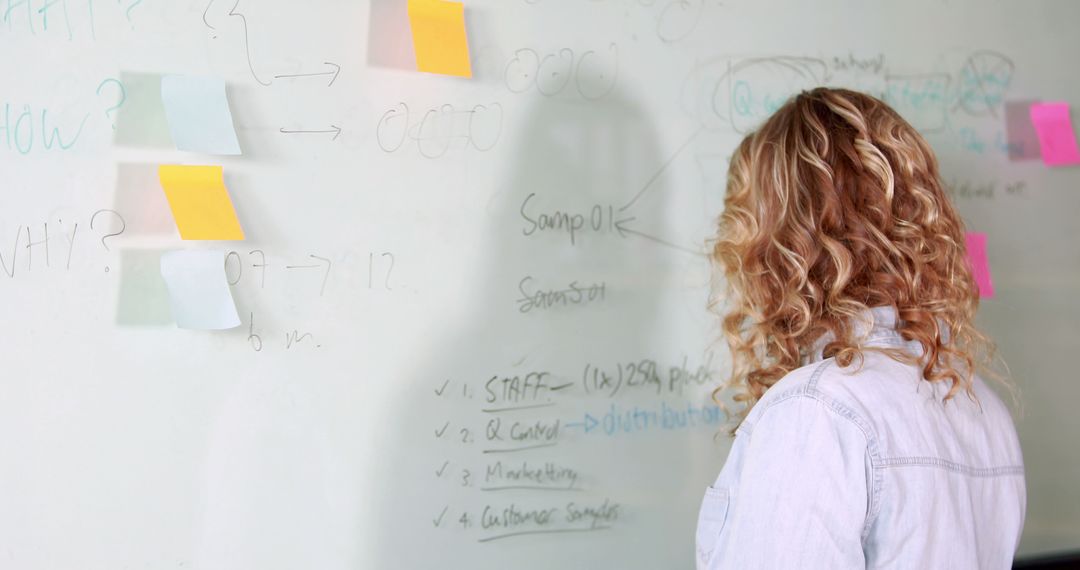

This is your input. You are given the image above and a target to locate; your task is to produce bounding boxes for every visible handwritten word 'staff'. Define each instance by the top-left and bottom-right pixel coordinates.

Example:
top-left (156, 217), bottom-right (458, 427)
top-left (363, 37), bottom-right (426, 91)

top-left (160, 75), bottom-right (242, 154)
top-left (964, 232), bottom-right (994, 299)
top-left (158, 165), bottom-right (245, 241)
top-left (160, 250), bottom-right (241, 330)
top-left (407, 0), bottom-right (472, 78)
top-left (1029, 102), bottom-right (1080, 167)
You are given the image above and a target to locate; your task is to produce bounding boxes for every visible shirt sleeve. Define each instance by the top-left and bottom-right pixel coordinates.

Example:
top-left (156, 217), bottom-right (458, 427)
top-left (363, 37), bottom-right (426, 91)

top-left (708, 394), bottom-right (871, 569)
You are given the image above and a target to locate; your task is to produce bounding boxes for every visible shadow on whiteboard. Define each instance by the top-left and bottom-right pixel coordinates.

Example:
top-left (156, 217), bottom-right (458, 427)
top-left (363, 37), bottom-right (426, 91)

top-left (114, 71), bottom-right (173, 149)
top-left (367, 91), bottom-right (707, 568)
top-left (367, 0), bottom-right (499, 82)
top-left (113, 163), bottom-right (176, 238)
top-left (367, 0), bottom-right (417, 71)
top-left (115, 249), bottom-right (173, 326)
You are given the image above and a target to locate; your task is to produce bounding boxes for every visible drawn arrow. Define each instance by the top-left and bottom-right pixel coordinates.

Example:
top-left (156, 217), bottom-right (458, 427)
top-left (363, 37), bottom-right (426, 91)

top-left (279, 125), bottom-right (342, 140)
top-left (619, 127), bottom-right (702, 212)
top-left (621, 226), bottom-right (704, 256)
top-left (274, 62), bottom-right (341, 87)
top-left (612, 127), bottom-right (708, 257)
top-left (613, 216), bottom-right (637, 239)
top-left (615, 213), bottom-right (704, 256)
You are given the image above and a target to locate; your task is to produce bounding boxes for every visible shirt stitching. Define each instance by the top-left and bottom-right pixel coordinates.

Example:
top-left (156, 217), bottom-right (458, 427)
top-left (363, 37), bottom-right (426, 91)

top-left (878, 456), bottom-right (1024, 477)
top-left (760, 360), bottom-right (885, 541)
top-left (741, 335), bottom-right (1020, 548)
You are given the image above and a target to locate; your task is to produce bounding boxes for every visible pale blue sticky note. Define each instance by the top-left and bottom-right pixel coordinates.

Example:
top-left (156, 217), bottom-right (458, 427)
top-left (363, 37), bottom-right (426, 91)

top-left (160, 75), bottom-right (242, 155)
top-left (160, 250), bottom-right (241, 330)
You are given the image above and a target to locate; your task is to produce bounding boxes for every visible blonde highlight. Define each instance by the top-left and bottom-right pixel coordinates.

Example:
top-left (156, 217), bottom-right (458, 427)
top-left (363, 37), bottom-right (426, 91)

top-left (710, 87), bottom-right (1001, 428)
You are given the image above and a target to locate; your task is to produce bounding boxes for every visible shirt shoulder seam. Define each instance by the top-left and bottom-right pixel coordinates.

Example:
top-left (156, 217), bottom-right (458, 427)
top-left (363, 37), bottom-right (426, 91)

top-left (753, 360), bottom-right (885, 541)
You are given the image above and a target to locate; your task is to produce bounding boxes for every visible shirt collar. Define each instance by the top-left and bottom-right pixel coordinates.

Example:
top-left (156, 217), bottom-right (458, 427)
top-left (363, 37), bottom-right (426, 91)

top-left (805, 306), bottom-right (905, 364)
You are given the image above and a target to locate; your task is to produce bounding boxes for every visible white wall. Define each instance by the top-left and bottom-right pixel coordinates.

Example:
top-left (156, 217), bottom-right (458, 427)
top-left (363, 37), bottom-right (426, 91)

top-left (2, 0), bottom-right (1078, 567)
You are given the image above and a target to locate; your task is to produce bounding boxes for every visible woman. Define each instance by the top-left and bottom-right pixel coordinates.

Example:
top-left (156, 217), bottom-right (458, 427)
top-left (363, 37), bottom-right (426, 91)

top-left (697, 88), bottom-right (1025, 569)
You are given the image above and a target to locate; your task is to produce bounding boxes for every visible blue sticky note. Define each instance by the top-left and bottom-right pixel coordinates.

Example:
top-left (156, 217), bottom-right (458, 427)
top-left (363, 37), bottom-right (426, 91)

top-left (160, 75), bottom-right (242, 155)
top-left (160, 250), bottom-right (241, 330)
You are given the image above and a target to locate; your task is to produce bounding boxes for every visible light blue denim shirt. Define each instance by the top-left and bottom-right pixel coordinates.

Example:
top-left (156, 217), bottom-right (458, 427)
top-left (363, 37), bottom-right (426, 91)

top-left (696, 307), bottom-right (1026, 569)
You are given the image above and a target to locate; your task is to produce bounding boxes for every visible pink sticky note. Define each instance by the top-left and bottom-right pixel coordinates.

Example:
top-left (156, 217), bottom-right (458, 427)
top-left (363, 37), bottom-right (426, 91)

top-left (965, 232), bottom-right (994, 299)
top-left (1029, 102), bottom-right (1080, 166)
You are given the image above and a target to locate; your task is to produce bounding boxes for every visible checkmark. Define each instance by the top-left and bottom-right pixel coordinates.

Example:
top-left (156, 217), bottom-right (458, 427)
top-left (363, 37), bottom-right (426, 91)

top-left (435, 461), bottom-right (450, 477)
top-left (432, 506), bottom-right (449, 527)
top-left (434, 379), bottom-right (450, 396)
top-left (435, 421), bottom-right (450, 438)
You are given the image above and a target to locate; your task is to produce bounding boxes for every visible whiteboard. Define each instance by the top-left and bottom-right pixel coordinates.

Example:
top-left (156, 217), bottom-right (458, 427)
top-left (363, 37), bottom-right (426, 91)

top-left (3, 0), bottom-right (1079, 567)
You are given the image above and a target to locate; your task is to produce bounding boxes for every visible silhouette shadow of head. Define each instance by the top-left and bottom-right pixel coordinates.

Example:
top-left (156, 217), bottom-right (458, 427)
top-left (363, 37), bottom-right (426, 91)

top-left (369, 89), bottom-right (715, 568)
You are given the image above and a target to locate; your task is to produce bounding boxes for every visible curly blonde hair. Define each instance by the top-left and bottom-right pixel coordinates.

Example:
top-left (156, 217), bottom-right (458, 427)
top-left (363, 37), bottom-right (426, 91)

top-left (711, 87), bottom-right (996, 423)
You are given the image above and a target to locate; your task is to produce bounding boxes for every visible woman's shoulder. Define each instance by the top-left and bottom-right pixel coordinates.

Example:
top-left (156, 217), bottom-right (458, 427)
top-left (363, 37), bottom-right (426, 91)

top-left (740, 358), bottom-right (873, 438)
top-left (742, 353), bottom-right (908, 441)
top-left (746, 351), bottom-right (1023, 470)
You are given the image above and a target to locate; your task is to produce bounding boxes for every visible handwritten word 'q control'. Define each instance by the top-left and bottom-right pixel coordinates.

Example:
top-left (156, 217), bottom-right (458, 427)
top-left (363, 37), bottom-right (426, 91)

top-left (376, 102), bottom-right (502, 158)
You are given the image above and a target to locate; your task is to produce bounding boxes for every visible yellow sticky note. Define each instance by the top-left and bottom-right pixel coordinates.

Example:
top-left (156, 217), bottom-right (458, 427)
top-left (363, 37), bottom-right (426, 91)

top-left (158, 165), bottom-right (245, 240)
top-left (407, 0), bottom-right (472, 78)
